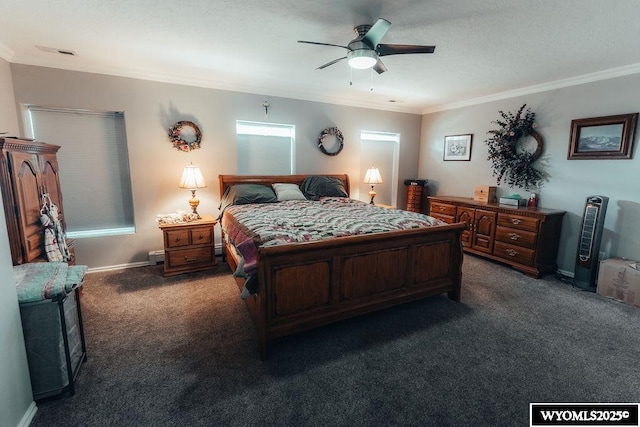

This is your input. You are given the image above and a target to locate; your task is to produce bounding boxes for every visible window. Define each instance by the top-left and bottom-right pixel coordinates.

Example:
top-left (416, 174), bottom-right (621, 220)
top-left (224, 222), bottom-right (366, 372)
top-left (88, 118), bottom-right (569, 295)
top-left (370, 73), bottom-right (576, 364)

top-left (236, 121), bottom-right (295, 174)
top-left (360, 131), bottom-right (400, 206)
top-left (26, 106), bottom-right (135, 238)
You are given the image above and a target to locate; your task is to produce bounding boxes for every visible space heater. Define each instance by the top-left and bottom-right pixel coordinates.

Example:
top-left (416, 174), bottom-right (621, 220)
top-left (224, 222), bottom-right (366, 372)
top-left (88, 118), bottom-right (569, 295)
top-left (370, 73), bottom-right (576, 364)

top-left (573, 195), bottom-right (609, 291)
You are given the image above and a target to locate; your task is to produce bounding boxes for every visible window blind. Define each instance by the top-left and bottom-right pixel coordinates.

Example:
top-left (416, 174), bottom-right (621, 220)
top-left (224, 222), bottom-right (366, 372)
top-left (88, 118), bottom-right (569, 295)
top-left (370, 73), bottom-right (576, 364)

top-left (28, 107), bottom-right (135, 237)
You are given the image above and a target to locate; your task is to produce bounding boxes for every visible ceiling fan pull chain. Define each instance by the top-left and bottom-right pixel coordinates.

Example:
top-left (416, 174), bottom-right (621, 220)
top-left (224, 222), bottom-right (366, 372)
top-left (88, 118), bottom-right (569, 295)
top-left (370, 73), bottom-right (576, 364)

top-left (370, 68), bottom-right (374, 91)
top-left (350, 67), bottom-right (353, 86)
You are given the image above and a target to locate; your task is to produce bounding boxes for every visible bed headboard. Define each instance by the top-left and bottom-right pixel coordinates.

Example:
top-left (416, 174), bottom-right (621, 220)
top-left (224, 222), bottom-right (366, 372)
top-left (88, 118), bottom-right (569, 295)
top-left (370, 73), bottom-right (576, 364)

top-left (218, 174), bottom-right (350, 198)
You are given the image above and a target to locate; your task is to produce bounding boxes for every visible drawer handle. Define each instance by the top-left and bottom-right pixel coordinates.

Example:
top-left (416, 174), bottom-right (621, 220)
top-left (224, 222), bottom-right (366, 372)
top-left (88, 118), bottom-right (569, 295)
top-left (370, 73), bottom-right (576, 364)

top-left (511, 218), bottom-right (522, 225)
top-left (508, 232), bottom-right (521, 240)
top-left (505, 248), bottom-right (518, 257)
top-left (184, 256), bottom-right (199, 262)
top-left (439, 206), bottom-right (446, 211)
top-left (175, 237), bottom-right (181, 242)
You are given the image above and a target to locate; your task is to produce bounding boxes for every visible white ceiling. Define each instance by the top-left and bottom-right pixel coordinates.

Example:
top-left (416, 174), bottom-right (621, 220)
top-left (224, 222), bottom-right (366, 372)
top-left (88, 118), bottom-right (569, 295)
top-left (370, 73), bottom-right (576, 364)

top-left (2, 0), bottom-right (640, 114)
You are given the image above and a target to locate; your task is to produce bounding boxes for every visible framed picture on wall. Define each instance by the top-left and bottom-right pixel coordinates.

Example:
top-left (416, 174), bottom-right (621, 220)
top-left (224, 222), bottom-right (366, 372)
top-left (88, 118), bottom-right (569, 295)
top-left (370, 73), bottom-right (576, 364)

top-left (568, 113), bottom-right (638, 159)
top-left (443, 134), bottom-right (472, 161)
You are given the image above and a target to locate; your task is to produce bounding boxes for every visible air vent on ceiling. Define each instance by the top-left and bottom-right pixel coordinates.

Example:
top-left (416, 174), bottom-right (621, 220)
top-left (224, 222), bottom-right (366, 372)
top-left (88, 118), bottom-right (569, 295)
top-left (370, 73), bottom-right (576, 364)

top-left (36, 45), bottom-right (76, 56)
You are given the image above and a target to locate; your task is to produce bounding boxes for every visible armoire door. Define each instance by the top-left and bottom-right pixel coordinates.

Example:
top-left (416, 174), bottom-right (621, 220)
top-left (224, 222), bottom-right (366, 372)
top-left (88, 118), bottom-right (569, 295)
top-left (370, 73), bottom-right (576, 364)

top-left (8, 151), bottom-right (45, 263)
top-left (39, 152), bottom-right (66, 226)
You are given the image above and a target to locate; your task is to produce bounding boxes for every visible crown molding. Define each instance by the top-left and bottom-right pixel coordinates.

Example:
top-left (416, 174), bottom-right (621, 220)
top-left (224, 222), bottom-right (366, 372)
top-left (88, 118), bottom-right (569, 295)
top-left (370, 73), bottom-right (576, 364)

top-left (422, 62), bottom-right (640, 115)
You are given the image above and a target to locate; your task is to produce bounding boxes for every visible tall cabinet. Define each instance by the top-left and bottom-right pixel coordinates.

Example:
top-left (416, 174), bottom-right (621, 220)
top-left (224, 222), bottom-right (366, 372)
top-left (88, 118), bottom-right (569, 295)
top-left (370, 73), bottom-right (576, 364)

top-left (0, 137), bottom-right (73, 265)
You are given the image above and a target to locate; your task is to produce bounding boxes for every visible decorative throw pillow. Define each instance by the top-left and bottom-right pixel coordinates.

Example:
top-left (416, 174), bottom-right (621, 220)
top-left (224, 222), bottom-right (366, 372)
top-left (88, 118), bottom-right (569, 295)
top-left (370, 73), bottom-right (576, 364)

top-left (272, 183), bottom-right (307, 201)
top-left (300, 176), bottom-right (348, 201)
top-left (218, 184), bottom-right (278, 214)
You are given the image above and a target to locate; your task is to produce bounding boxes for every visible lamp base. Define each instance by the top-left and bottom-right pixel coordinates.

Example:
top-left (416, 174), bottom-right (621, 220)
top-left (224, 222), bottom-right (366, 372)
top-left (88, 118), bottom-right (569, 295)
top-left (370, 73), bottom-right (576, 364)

top-left (188, 189), bottom-right (201, 218)
top-left (368, 186), bottom-right (377, 205)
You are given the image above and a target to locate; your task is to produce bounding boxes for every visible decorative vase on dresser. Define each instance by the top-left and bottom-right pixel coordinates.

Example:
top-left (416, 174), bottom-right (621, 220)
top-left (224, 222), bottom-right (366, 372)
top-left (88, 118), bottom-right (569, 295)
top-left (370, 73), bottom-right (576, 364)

top-left (428, 196), bottom-right (565, 278)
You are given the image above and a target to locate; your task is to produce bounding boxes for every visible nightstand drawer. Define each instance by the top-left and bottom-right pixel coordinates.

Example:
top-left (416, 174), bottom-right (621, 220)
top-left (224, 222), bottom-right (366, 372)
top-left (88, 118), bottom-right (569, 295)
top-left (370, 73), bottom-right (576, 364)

top-left (190, 226), bottom-right (213, 245)
top-left (165, 229), bottom-right (191, 248)
top-left (166, 247), bottom-right (214, 269)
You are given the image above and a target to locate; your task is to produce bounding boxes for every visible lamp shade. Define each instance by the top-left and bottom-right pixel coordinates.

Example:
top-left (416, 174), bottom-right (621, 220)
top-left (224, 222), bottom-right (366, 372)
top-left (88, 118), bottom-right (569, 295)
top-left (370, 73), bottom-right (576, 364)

top-left (179, 164), bottom-right (207, 189)
top-left (364, 167), bottom-right (383, 184)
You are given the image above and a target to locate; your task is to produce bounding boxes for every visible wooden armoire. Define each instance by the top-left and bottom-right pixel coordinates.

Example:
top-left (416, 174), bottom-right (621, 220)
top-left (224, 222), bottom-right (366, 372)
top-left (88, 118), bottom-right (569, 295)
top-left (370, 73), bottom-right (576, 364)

top-left (0, 137), bottom-right (73, 265)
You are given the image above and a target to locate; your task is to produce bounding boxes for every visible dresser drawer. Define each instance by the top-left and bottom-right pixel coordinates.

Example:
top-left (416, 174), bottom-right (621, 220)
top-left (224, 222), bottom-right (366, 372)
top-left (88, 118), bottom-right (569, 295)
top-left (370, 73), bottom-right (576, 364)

top-left (165, 247), bottom-right (214, 269)
top-left (495, 226), bottom-right (537, 249)
top-left (430, 212), bottom-right (456, 224)
top-left (430, 202), bottom-right (456, 217)
top-left (493, 241), bottom-right (535, 266)
top-left (497, 213), bottom-right (539, 232)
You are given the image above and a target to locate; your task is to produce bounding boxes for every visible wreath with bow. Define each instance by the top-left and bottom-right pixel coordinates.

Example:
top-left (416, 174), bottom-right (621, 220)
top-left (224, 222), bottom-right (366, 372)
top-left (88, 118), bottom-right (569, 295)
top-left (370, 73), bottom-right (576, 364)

top-left (318, 127), bottom-right (344, 156)
top-left (485, 104), bottom-right (544, 191)
top-left (168, 121), bottom-right (202, 152)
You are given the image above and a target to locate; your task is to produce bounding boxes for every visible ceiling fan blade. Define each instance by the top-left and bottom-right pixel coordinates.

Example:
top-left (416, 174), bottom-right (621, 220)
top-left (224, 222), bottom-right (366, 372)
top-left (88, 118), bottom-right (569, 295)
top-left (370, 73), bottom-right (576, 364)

top-left (377, 44), bottom-right (436, 56)
top-left (298, 40), bottom-right (350, 50)
top-left (362, 18), bottom-right (391, 49)
top-left (373, 58), bottom-right (387, 74)
top-left (317, 56), bottom-right (347, 70)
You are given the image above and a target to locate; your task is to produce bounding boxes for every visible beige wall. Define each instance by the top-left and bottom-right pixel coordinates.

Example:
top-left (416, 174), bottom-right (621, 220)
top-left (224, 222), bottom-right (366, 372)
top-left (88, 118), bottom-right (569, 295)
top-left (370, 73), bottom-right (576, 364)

top-left (421, 74), bottom-right (640, 274)
top-left (10, 64), bottom-right (422, 269)
top-left (0, 58), bottom-right (36, 427)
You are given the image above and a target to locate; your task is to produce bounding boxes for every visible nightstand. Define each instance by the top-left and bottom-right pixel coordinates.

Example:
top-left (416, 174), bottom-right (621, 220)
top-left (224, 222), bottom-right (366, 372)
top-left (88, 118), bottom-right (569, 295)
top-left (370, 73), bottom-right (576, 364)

top-left (158, 214), bottom-right (218, 277)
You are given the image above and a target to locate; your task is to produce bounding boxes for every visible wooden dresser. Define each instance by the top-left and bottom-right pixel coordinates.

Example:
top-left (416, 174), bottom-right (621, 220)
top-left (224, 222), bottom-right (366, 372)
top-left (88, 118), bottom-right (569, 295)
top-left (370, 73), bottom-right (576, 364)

top-left (428, 196), bottom-right (565, 278)
top-left (0, 137), bottom-right (74, 265)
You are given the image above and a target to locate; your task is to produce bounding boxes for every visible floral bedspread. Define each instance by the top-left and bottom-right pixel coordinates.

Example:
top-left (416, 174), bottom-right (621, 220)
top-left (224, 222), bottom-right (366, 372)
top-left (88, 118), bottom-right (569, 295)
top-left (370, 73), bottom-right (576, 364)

top-left (221, 198), bottom-right (445, 297)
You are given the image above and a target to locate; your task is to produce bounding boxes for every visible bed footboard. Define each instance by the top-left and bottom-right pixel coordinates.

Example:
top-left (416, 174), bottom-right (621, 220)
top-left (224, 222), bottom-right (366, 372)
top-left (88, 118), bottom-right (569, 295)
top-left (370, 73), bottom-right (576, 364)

top-left (226, 222), bottom-right (465, 360)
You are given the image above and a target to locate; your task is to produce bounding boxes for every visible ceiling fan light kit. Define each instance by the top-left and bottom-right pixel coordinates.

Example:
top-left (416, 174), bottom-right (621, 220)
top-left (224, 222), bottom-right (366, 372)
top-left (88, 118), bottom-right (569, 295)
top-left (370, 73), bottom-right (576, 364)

top-left (347, 49), bottom-right (377, 69)
top-left (298, 18), bottom-right (435, 76)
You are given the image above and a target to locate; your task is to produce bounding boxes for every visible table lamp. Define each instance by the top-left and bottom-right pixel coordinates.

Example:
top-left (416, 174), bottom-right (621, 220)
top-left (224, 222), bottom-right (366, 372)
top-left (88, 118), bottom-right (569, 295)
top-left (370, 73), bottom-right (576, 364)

top-left (179, 163), bottom-right (207, 218)
top-left (364, 167), bottom-right (383, 205)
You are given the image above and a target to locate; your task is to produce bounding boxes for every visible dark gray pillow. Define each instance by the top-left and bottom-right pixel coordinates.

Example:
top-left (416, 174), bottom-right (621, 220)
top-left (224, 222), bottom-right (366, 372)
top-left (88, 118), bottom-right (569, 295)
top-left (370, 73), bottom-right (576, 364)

top-left (300, 176), bottom-right (348, 201)
top-left (218, 184), bottom-right (278, 214)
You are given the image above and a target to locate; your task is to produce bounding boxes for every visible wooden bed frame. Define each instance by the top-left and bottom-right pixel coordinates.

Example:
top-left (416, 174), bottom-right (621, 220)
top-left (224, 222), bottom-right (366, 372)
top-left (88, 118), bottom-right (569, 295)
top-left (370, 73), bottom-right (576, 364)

top-left (219, 174), bottom-right (466, 360)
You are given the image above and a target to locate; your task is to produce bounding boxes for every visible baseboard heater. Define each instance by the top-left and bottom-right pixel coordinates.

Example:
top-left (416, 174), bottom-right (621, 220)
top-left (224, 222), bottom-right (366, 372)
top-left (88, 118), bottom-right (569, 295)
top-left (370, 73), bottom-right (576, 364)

top-left (148, 250), bottom-right (165, 265)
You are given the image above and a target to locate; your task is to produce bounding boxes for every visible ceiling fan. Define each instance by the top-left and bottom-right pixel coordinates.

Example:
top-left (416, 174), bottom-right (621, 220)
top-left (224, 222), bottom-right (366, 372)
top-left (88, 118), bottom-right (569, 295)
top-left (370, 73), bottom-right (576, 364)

top-left (298, 18), bottom-right (435, 74)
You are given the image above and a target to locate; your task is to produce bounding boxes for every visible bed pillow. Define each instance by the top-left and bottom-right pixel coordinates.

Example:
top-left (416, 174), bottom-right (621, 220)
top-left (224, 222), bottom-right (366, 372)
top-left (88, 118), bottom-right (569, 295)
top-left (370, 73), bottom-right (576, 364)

top-left (272, 183), bottom-right (307, 201)
top-left (300, 176), bottom-right (348, 201)
top-left (218, 184), bottom-right (278, 213)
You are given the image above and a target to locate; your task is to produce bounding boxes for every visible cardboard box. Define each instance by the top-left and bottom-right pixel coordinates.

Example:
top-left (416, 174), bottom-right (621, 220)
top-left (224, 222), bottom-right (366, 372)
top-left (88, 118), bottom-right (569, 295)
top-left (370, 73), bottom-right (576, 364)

top-left (499, 197), bottom-right (527, 206)
top-left (474, 186), bottom-right (496, 203)
top-left (596, 258), bottom-right (640, 307)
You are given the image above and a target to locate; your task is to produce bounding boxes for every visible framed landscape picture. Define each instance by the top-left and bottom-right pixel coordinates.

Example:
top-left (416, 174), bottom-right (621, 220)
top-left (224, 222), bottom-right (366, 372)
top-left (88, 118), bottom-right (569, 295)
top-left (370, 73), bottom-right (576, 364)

top-left (568, 113), bottom-right (638, 159)
top-left (443, 134), bottom-right (472, 161)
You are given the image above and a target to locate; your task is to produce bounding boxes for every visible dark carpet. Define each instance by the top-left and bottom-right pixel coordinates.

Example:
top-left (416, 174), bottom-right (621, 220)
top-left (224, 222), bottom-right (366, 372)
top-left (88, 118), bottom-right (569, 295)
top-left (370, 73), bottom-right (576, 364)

top-left (31, 255), bottom-right (640, 426)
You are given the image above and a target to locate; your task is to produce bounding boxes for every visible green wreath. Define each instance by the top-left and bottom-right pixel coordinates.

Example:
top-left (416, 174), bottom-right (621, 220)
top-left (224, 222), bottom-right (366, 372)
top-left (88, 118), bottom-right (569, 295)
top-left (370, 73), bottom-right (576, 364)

top-left (168, 120), bottom-right (202, 152)
top-left (485, 104), bottom-right (544, 191)
top-left (318, 127), bottom-right (344, 156)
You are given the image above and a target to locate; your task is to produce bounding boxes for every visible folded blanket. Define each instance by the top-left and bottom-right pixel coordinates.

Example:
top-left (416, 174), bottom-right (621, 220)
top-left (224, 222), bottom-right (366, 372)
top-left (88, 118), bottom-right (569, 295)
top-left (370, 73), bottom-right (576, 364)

top-left (14, 262), bottom-right (88, 303)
